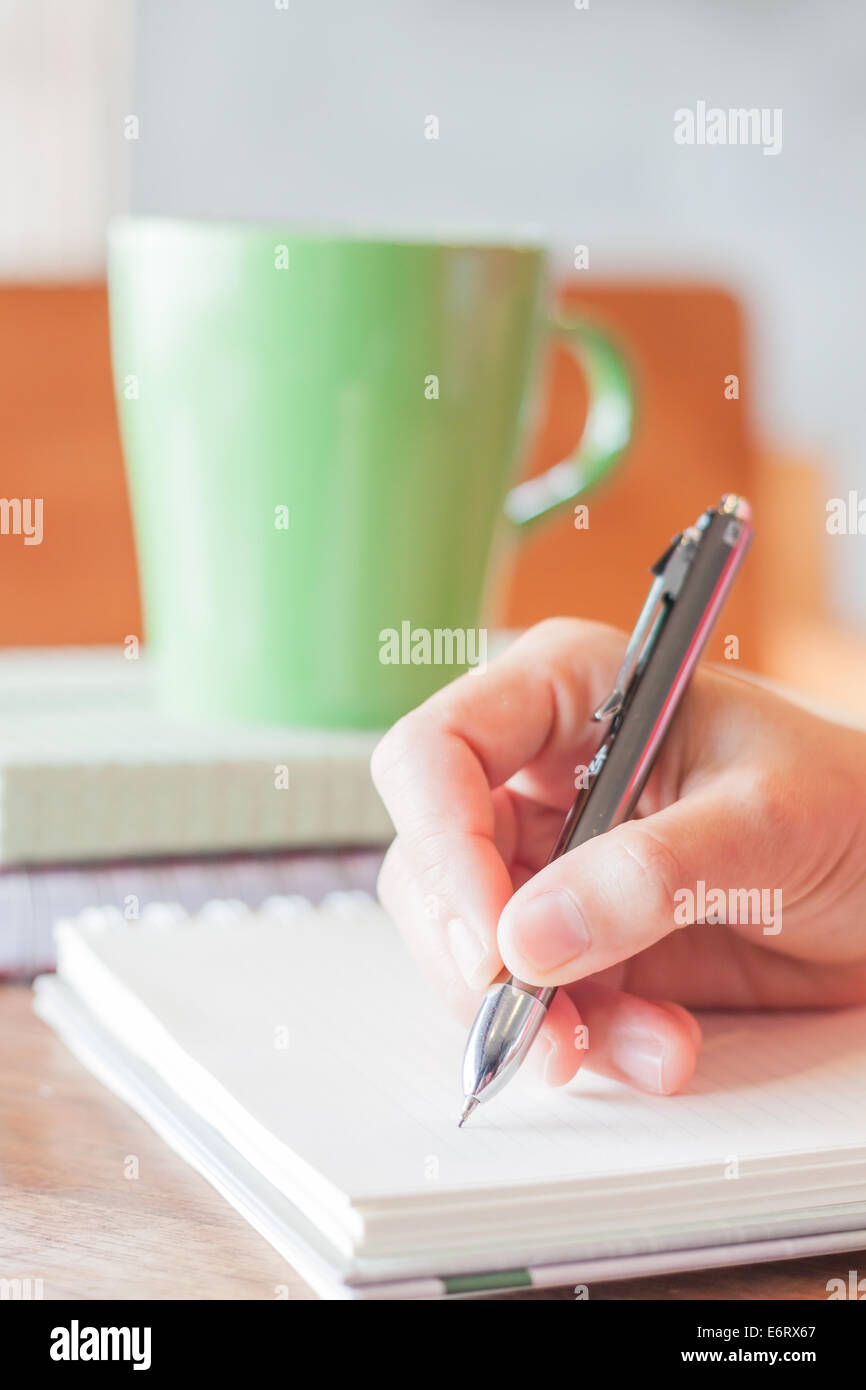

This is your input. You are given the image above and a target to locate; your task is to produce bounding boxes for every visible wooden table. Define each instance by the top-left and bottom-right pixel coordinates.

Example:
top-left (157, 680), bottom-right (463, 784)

top-left (1, 983), bottom-right (860, 1301)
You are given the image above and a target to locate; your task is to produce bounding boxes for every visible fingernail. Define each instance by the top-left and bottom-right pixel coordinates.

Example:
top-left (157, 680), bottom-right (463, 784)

top-left (657, 1000), bottom-right (703, 1050)
top-left (501, 890), bottom-right (590, 973)
top-left (526, 1031), bottom-right (552, 1081)
top-left (446, 916), bottom-right (495, 989)
top-left (539, 1034), bottom-right (561, 1086)
top-left (610, 1033), bottom-right (666, 1093)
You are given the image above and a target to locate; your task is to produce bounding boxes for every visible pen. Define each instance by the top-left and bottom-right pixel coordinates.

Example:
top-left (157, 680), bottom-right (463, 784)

top-left (458, 494), bottom-right (753, 1126)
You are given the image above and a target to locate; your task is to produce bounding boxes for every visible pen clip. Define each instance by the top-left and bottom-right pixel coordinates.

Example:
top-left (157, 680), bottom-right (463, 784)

top-left (592, 525), bottom-right (703, 721)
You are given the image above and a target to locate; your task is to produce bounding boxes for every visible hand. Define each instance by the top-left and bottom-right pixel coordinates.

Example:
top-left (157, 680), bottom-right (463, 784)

top-left (371, 618), bottom-right (866, 1096)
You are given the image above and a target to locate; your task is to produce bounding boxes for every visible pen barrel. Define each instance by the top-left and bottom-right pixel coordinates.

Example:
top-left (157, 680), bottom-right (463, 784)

top-left (555, 503), bottom-right (752, 859)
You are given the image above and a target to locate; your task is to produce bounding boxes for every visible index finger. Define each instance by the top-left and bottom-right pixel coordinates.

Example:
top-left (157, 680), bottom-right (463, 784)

top-left (370, 618), bottom-right (625, 986)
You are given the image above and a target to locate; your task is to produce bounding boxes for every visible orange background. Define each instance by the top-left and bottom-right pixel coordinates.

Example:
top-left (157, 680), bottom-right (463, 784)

top-left (501, 284), bottom-right (757, 666)
top-left (0, 286), bottom-right (140, 645)
top-left (0, 281), bottom-right (826, 683)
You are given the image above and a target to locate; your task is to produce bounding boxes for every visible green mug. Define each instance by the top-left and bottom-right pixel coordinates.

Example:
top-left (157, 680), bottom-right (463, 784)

top-left (108, 219), bottom-right (633, 729)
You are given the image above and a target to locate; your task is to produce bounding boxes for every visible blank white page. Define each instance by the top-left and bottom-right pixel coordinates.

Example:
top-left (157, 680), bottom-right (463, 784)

top-left (54, 896), bottom-right (866, 1211)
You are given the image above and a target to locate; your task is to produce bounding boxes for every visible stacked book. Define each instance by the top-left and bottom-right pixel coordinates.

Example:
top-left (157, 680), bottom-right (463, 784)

top-left (0, 647), bottom-right (390, 975)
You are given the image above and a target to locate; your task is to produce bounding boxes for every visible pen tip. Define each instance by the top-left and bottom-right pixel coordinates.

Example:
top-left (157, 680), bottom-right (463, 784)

top-left (458, 1096), bottom-right (480, 1129)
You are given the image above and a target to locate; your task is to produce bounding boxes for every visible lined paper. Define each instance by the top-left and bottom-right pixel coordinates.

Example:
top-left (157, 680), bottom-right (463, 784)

top-left (54, 896), bottom-right (866, 1213)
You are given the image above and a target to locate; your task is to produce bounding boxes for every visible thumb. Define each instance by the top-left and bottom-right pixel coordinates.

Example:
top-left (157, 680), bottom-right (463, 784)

top-left (498, 783), bottom-right (770, 985)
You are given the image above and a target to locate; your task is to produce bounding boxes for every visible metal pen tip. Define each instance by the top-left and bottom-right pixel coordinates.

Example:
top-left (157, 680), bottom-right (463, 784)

top-left (458, 1096), bottom-right (480, 1128)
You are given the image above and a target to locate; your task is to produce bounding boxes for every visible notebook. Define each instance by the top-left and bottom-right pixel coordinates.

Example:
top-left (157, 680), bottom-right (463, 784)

top-left (34, 894), bottom-right (866, 1299)
top-left (0, 848), bottom-right (380, 979)
top-left (0, 647), bottom-right (391, 865)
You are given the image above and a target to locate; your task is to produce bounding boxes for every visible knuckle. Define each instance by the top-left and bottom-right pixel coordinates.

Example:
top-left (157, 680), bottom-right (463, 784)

top-left (531, 616), bottom-right (586, 643)
top-left (525, 615), bottom-right (612, 653)
top-left (748, 768), bottom-right (804, 847)
top-left (410, 825), bottom-right (459, 903)
top-left (609, 822), bottom-right (686, 919)
top-left (369, 713), bottom-right (419, 797)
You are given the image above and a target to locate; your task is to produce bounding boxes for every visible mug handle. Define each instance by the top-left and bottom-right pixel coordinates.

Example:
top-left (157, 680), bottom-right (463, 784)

top-left (503, 316), bottom-right (634, 527)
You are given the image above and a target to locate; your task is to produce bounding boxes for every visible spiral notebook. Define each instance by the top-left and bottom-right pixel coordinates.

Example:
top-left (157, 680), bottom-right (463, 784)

top-left (34, 894), bottom-right (866, 1299)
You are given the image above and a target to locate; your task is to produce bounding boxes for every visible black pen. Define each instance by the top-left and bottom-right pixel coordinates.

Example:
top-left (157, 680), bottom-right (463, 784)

top-left (458, 494), bottom-right (753, 1126)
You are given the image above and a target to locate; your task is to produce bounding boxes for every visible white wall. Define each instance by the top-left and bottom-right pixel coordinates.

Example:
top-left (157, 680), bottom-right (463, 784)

top-left (0, 0), bottom-right (131, 278)
top-left (123, 0), bottom-right (866, 620)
